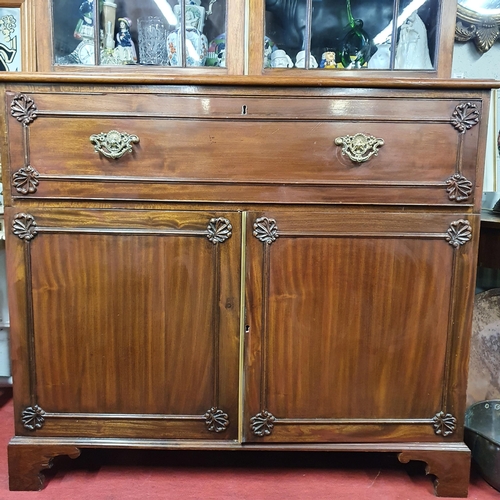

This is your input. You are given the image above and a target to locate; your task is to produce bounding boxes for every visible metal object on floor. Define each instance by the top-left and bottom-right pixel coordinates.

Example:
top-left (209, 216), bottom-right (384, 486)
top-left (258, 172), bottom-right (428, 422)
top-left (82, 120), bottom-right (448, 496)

top-left (465, 400), bottom-right (500, 492)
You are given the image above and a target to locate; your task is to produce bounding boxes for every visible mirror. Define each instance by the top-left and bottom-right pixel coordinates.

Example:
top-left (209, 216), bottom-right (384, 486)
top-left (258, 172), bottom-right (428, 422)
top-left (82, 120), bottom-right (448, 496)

top-left (456, 0), bottom-right (500, 52)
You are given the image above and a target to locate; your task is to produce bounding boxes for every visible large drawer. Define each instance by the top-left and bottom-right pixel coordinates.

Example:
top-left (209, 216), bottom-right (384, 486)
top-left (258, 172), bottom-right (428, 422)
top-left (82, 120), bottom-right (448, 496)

top-left (5, 89), bottom-right (484, 205)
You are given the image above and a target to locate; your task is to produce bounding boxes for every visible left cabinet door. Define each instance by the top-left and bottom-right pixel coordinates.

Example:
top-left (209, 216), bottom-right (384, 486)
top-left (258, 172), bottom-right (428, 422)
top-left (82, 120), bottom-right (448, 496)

top-left (5, 207), bottom-right (241, 441)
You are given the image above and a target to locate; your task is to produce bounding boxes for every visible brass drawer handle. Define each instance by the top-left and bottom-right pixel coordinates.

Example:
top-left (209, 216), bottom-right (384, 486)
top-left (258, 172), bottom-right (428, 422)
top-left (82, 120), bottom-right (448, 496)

top-left (335, 133), bottom-right (384, 163)
top-left (90, 130), bottom-right (140, 160)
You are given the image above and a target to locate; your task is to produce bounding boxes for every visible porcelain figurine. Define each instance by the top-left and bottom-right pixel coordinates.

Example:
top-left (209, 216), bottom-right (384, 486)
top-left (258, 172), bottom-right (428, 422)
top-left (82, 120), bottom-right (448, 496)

top-left (395, 12), bottom-right (432, 70)
top-left (264, 36), bottom-right (278, 68)
top-left (114, 17), bottom-right (137, 64)
top-left (367, 42), bottom-right (390, 69)
top-left (295, 50), bottom-right (318, 68)
top-left (319, 50), bottom-right (337, 68)
top-left (271, 49), bottom-right (293, 68)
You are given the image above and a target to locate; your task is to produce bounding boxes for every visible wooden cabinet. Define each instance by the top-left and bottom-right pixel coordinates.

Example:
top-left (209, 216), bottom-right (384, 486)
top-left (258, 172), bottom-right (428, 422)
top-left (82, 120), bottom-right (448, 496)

top-left (0, 0), bottom-right (493, 497)
top-left (0, 81), bottom-right (491, 497)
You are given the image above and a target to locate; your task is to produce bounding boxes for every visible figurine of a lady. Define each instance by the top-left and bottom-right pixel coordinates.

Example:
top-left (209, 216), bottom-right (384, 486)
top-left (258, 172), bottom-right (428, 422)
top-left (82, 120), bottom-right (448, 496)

top-left (115, 17), bottom-right (137, 64)
top-left (395, 12), bottom-right (432, 70)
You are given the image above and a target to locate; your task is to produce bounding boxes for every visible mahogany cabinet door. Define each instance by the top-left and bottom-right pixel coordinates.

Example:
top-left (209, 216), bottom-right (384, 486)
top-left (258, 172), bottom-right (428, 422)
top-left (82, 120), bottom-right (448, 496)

top-left (243, 210), bottom-right (478, 443)
top-left (6, 208), bottom-right (241, 440)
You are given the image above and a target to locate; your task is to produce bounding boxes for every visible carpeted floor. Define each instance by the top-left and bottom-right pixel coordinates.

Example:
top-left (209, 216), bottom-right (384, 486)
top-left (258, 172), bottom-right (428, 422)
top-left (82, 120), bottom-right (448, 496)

top-left (0, 389), bottom-right (498, 500)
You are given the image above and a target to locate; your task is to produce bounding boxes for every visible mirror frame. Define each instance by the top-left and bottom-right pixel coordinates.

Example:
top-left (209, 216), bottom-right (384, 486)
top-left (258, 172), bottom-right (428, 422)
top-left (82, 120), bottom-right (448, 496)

top-left (455, 4), bottom-right (500, 52)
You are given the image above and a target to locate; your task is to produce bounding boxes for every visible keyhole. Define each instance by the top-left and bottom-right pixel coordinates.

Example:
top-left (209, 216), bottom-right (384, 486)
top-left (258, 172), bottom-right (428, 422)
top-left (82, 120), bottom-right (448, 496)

top-left (245, 325), bottom-right (250, 334)
top-left (242, 105), bottom-right (248, 115)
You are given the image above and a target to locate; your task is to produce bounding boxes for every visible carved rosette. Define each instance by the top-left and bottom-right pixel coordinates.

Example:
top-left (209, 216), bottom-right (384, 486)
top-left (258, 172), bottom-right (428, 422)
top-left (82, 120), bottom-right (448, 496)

top-left (253, 217), bottom-right (279, 245)
top-left (451, 103), bottom-right (480, 134)
top-left (445, 174), bottom-right (473, 202)
top-left (13, 165), bottom-right (40, 195)
top-left (446, 220), bottom-right (472, 248)
top-left (12, 213), bottom-right (38, 241)
top-left (11, 94), bottom-right (38, 125)
top-left (207, 217), bottom-right (232, 244)
top-left (204, 407), bottom-right (229, 433)
top-left (22, 405), bottom-right (46, 431)
top-left (335, 133), bottom-right (384, 163)
top-left (89, 130), bottom-right (140, 160)
top-left (250, 410), bottom-right (276, 437)
top-left (432, 411), bottom-right (457, 437)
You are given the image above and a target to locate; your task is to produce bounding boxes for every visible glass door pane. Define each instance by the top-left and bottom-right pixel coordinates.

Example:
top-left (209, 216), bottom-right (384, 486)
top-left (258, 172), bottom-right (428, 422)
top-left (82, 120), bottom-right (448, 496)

top-left (52, 0), bottom-right (227, 68)
top-left (264, 0), bottom-right (439, 72)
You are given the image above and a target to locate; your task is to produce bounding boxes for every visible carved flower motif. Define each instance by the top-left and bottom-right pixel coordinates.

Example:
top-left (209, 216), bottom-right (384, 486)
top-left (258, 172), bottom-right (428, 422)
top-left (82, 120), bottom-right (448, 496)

top-left (432, 411), bottom-right (457, 437)
top-left (204, 407), bottom-right (229, 433)
top-left (446, 220), bottom-right (472, 248)
top-left (451, 103), bottom-right (479, 134)
top-left (207, 218), bottom-right (232, 244)
top-left (13, 165), bottom-right (40, 195)
top-left (250, 410), bottom-right (276, 437)
top-left (12, 213), bottom-right (38, 241)
top-left (445, 174), bottom-right (472, 202)
top-left (253, 217), bottom-right (279, 245)
top-left (22, 405), bottom-right (45, 431)
top-left (11, 94), bottom-right (38, 125)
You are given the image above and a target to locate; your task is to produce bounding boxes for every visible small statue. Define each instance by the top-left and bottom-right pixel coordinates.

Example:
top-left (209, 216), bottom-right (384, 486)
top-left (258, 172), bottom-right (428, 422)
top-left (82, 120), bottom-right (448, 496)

top-left (319, 50), bottom-right (336, 68)
top-left (395, 12), bottom-right (432, 70)
top-left (114, 17), bottom-right (137, 64)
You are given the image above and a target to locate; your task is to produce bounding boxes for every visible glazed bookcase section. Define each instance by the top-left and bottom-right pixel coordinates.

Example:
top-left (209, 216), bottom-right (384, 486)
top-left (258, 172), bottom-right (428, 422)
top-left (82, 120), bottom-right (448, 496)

top-left (255, 0), bottom-right (456, 77)
top-left (35, 0), bottom-right (245, 73)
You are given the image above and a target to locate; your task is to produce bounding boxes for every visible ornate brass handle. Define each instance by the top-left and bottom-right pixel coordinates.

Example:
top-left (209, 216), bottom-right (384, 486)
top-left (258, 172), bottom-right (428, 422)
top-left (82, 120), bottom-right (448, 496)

top-left (90, 130), bottom-right (140, 160)
top-left (335, 133), bottom-right (384, 163)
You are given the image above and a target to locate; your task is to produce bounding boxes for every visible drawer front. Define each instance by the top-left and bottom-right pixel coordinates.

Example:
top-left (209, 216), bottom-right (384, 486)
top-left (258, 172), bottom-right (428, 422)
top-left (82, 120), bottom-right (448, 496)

top-left (6, 90), bottom-right (483, 205)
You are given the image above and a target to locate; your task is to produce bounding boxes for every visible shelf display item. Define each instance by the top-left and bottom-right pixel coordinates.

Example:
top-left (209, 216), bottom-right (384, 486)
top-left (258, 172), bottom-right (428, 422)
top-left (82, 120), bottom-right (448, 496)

top-left (138, 16), bottom-right (168, 65)
top-left (339, 0), bottom-right (375, 69)
top-left (270, 49), bottom-right (293, 68)
top-left (319, 50), bottom-right (337, 68)
top-left (167, 0), bottom-right (211, 66)
top-left (102, 1), bottom-right (117, 50)
top-left (395, 12), bottom-right (432, 70)
top-left (294, 50), bottom-right (318, 68)
top-left (114, 17), bottom-right (137, 64)
top-left (206, 32), bottom-right (226, 66)
top-left (167, 26), bottom-right (208, 66)
top-left (367, 42), bottom-right (390, 69)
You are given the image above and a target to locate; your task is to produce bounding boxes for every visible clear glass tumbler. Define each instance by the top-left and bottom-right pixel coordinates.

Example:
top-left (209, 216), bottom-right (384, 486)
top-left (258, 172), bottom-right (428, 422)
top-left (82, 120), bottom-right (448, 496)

top-left (137, 16), bottom-right (168, 65)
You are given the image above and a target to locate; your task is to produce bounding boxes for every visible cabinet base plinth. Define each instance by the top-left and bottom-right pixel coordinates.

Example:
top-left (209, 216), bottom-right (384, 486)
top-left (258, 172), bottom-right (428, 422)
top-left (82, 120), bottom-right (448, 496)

top-left (8, 437), bottom-right (471, 496)
top-left (8, 440), bottom-right (81, 491)
top-left (398, 448), bottom-right (471, 498)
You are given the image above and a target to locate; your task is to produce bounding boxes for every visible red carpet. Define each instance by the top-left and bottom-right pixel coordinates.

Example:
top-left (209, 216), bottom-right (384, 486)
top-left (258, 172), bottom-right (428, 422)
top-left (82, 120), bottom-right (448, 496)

top-left (0, 390), bottom-right (498, 500)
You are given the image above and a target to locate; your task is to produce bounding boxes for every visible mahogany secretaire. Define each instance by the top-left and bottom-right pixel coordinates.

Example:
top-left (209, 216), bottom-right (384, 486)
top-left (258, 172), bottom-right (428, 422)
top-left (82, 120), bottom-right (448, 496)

top-left (0, 0), bottom-right (493, 496)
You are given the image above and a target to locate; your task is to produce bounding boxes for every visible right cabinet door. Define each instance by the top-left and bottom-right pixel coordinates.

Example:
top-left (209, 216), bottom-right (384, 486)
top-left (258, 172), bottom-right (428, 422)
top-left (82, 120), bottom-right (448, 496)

top-left (243, 210), bottom-right (478, 443)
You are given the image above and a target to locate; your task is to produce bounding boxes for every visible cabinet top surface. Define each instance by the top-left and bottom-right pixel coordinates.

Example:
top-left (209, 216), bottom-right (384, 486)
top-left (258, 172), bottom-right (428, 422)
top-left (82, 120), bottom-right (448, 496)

top-left (0, 73), bottom-right (497, 90)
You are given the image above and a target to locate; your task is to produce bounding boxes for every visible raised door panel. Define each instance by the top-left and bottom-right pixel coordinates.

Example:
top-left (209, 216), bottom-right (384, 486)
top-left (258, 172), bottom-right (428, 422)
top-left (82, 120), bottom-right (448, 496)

top-left (244, 211), bottom-right (478, 443)
top-left (6, 208), bottom-right (240, 440)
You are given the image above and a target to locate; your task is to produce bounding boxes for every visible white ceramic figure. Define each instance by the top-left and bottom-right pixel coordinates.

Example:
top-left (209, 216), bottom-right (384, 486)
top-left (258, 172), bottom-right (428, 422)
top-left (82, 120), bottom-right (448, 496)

top-left (395, 12), bottom-right (433, 70)
top-left (271, 49), bottom-right (293, 68)
top-left (367, 43), bottom-right (391, 69)
top-left (294, 50), bottom-right (318, 68)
